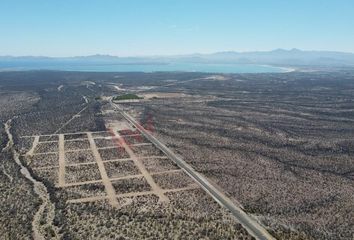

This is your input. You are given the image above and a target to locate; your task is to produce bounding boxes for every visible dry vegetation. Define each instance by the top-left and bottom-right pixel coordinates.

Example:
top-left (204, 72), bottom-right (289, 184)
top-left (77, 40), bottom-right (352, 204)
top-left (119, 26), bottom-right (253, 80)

top-left (29, 153), bottom-right (58, 168)
top-left (1, 70), bottom-right (353, 239)
top-left (112, 177), bottom-right (151, 194)
top-left (35, 142), bottom-right (59, 153)
top-left (132, 145), bottom-right (165, 157)
top-left (104, 161), bottom-right (140, 178)
top-left (99, 147), bottom-right (130, 160)
top-left (55, 191), bottom-right (254, 240)
top-left (64, 183), bottom-right (107, 199)
top-left (0, 90), bottom-right (41, 239)
top-left (65, 164), bottom-right (101, 183)
top-left (153, 171), bottom-right (196, 189)
top-left (128, 70), bottom-right (354, 239)
top-left (65, 139), bottom-right (90, 151)
top-left (65, 151), bottom-right (95, 164)
top-left (142, 157), bottom-right (179, 173)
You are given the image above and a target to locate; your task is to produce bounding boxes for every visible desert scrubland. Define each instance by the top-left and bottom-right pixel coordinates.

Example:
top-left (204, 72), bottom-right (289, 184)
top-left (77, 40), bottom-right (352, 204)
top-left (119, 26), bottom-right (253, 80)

top-left (0, 70), bottom-right (353, 239)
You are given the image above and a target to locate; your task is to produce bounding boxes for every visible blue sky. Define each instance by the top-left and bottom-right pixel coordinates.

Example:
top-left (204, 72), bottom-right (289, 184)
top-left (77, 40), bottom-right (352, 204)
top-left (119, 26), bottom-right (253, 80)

top-left (1, 0), bottom-right (354, 56)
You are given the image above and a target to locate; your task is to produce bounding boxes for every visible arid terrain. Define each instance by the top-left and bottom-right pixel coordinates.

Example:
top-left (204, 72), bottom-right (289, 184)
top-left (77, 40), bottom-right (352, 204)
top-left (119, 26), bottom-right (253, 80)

top-left (0, 70), bottom-right (353, 239)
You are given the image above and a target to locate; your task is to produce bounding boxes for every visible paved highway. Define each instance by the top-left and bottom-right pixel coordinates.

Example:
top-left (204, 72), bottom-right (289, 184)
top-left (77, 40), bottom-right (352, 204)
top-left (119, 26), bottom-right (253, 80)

top-left (110, 100), bottom-right (275, 240)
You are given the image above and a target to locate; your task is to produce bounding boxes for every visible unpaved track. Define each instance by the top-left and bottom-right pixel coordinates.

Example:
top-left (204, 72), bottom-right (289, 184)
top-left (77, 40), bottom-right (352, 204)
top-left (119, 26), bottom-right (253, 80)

top-left (63, 174), bottom-right (144, 187)
top-left (4, 119), bottom-right (59, 240)
top-left (58, 134), bottom-right (65, 187)
top-left (87, 132), bottom-right (119, 207)
top-left (111, 128), bottom-right (169, 203)
top-left (68, 185), bottom-right (199, 204)
top-left (53, 105), bottom-right (89, 135)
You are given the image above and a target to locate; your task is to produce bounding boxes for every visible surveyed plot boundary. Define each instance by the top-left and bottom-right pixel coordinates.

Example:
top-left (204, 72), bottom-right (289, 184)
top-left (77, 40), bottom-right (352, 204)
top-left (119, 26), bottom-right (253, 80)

top-left (21, 130), bottom-right (200, 207)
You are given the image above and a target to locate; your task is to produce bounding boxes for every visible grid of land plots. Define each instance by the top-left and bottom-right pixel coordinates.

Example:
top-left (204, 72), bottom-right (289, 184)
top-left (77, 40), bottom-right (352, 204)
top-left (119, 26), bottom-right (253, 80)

top-left (21, 129), bottom-right (199, 207)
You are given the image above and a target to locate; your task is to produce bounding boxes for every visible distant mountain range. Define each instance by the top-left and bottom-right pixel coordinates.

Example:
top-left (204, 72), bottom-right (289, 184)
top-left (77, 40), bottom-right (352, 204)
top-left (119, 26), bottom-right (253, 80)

top-left (1, 49), bottom-right (354, 66)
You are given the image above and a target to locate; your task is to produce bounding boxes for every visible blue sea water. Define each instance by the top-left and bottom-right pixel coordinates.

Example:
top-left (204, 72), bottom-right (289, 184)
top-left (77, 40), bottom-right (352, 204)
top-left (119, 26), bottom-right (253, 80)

top-left (0, 61), bottom-right (288, 73)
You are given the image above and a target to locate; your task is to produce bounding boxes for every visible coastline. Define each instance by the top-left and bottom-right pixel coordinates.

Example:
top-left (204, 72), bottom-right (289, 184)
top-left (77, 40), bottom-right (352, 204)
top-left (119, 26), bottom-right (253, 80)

top-left (0, 63), bottom-right (292, 74)
top-left (258, 64), bottom-right (296, 73)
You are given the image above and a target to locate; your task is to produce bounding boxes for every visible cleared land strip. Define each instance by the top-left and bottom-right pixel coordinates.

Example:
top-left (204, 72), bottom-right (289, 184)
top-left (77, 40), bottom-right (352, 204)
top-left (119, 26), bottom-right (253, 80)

top-left (158, 77), bottom-right (204, 88)
top-left (119, 133), bottom-right (142, 137)
top-left (152, 169), bottom-right (183, 175)
top-left (62, 174), bottom-right (144, 187)
top-left (58, 134), bottom-right (65, 187)
top-left (137, 156), bottom-right (168, 160)
top-left (20, 130), bottom-right (108, 138)
top-left (96, 143), bottom-right (151, 150)
top-left (20, 132), bottom-right (142, 139)
top-left (33, 158), bottom-right (133, 170)
top-left (67, 185), bottom-right (199, 204)
top-left (109, 128), bottom-right (169, 203)
top-left (34, 166), bottom-right (59, 170)
top-left (53, 105), bottom-right (89, 135)
top-left (87, 132), bottom-right (119, 207)
top-left (110, 100), bottom-right (275, 240)
top-left (60, 169), bottom-right (183, 188)
top-left (128, 143), bottom-right (153, 147)
top-left (37, 140), bottom-right (58, 144)
top-left (31, 156), bottom-right (167, 170)
top-left (64, 148), bottom-right (91, 153)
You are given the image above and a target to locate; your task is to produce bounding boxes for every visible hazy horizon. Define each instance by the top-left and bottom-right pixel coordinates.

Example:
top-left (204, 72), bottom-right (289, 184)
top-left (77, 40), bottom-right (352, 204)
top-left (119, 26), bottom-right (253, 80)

top-left (1, 48), bottom-right (354, 58)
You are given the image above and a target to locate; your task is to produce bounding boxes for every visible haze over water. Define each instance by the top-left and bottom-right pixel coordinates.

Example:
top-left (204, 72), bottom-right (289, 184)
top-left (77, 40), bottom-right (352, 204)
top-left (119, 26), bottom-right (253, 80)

top-left (0, 62), bottom-right (288, 73)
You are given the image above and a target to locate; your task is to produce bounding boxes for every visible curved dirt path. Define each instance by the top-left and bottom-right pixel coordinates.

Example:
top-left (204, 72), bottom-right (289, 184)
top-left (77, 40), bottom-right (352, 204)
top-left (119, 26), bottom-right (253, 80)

top-left (4, 118), bottom-right (59, 240)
